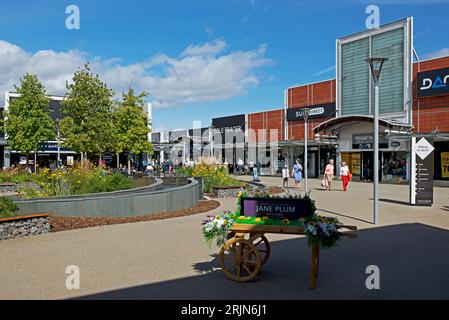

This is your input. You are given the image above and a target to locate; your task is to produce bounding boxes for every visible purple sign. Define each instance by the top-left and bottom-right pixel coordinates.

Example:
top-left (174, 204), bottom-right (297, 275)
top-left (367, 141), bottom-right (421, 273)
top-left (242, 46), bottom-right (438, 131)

top-left (241, 197), bottom-right (314, 220)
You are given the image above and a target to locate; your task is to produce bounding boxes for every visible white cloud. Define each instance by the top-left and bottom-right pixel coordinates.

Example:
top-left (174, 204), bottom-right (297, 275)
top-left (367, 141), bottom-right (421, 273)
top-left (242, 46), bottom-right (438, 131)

top-left (0, 39), bottom-right (271, 109)
top-left (205, 26), bottom-right (214, 35)
top-left (422, 47), bottom-right (449, 60)
top-left (312, 65), bottom-right (335, 77)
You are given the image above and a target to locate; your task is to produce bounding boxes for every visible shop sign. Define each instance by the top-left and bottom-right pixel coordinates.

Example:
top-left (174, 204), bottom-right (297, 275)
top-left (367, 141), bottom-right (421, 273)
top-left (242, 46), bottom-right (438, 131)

top-left (67, 156), bottom-right (74, 166)
top-left (211, 114), bottom-right (245, 144)
top-left (287, 103), bottom-right (336, 121)
top-left (352, 134), bottom-right (388, 150)
top-left (240, 197), bottom-right (314, 220)
top-left (417, 67), bottom-right (449, 98)
top-left (410, 137), bottom-right (434, 206)
top-left (441, 152), bottom-right (449, 178)
top-left (103, 153), bottom-right (113, 164)
top-left (39, 142), bottom-right (71, 152)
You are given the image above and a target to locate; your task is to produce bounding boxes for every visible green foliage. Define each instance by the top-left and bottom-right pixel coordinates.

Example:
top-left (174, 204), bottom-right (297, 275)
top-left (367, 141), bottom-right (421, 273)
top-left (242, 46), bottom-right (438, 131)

top-left (0, 167), bottom-right (133, 198)
top-left (3, 74), bottom-right (56, 153)
top-left (0, 197), bottom-right (19, 218)
top-left (177, 164), bottom-right (244, 193)
top-left (112, 87), bottom-right (153, 158)
top-left (60, 64), bottom-right (114, 155)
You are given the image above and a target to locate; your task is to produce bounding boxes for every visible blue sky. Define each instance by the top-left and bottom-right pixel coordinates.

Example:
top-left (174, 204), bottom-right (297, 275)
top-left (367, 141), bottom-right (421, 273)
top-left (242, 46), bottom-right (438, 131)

top-left (0, 0), bottom-right (448, 131)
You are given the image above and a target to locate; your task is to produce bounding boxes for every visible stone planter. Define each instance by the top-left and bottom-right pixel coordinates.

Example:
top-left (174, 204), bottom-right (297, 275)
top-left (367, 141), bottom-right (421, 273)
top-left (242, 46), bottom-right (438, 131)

top-left (0, 213), bottom-right (51, 241)
top-left (212, 186), bottom-right (246, 198)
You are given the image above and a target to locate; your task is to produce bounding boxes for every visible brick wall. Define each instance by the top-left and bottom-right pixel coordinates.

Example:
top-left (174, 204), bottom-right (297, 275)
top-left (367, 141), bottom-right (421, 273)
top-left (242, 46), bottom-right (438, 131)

top-left (248, 56), bottom-right (449, 143)
top-left (287, 79), bottom-right (336, 140)
top-left (413, 56), bottom-right (449, 134)
top-left (247, 109), bottom-right (284, 143)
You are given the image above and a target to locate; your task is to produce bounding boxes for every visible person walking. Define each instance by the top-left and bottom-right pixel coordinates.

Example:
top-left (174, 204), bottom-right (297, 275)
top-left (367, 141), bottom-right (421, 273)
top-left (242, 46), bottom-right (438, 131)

top-left (282, 164), bottom-right (289, 189)
top-left (324, 159), bottom-right (334, 191)
top-left (237, 158), bottom-right (244, 175)
top-left (340, 161), bottom-right (351, 191)
top-left (292, 159), bottom-right (303, 192)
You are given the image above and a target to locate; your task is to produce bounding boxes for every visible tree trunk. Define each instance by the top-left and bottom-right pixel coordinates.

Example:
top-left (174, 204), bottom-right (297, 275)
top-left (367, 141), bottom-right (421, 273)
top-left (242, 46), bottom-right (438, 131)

top-left (117, 153), bottom-right (120, 169)
top-left (34, 152), bottom-right (37, 173)
top-left (81, 152), bottom-right (84, 169)
top-left (99, 154), bottom-right (102, 167)
top-left (128, 156), bottom-right (131, 175)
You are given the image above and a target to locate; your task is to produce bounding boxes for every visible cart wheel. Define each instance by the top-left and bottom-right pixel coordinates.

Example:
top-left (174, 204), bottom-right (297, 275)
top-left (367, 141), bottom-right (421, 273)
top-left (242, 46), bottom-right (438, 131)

top-left (248, 234), bottom-right (271, 265)
top-left (220, 238), bottom-right (261, 282)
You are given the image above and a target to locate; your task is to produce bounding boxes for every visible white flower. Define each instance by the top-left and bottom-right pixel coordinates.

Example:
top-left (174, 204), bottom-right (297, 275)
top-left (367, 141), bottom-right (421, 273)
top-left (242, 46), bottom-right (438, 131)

top-left (307, 225), bottom-right (317, 235)
top-left (319, 223), bottom-right (330, 236)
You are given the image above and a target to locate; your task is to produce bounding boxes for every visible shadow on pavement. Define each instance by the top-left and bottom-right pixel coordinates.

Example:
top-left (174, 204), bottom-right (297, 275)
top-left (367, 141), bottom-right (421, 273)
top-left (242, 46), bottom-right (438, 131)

top-left (76, 223), bottom-right (449, 300)
top-left (317, 208), bottom-right (373, 224)
top-left (377, 198), bottom-right (411, 206)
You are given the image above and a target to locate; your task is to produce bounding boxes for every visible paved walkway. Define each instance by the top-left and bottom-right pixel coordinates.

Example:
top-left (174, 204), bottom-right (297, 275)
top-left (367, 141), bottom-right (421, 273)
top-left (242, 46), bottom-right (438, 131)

top-left (0, 177), bottom-right (448, 299)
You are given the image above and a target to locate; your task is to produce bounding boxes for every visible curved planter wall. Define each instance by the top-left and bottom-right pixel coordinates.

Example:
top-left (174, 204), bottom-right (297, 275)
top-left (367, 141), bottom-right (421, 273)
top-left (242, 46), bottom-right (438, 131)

top-left (14, 178), bottom-right (203, 218)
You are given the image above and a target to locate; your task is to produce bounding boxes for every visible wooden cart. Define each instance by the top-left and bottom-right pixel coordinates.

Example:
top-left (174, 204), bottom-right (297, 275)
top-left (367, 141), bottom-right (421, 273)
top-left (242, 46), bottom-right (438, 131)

top-left (219, 223), bottom-right (357, 289)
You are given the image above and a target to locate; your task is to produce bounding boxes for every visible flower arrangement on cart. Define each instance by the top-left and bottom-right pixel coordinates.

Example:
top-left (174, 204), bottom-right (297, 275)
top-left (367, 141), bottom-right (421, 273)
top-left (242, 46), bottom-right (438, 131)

top-left (201, 191), bottom-right (357, 287)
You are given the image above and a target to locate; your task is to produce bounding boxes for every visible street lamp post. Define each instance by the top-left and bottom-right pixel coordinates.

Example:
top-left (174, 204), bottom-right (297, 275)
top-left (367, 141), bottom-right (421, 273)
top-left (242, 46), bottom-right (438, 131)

top-left (57, 124), bottom-right (61, 168)
top-left (366, 57), bottom-right (388, 225)
top-left (303, 108), bottom-right (310, 194)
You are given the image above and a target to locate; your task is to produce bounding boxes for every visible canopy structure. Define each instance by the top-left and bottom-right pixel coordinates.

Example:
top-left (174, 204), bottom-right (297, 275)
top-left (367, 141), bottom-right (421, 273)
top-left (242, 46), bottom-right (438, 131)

top-left (313, 115), bottom-right (413, 135)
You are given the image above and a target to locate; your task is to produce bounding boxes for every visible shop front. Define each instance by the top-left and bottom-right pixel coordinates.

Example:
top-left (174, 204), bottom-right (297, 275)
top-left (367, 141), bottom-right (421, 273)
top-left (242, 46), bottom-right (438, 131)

top-left (278, 142), bottom-right (337, 177)
top-left (314, 115), bottom-right (412, 183)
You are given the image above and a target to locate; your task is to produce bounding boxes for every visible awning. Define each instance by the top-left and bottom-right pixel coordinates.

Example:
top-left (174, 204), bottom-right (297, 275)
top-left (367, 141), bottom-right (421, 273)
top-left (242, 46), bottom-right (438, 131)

top-left (313, 115), bottom-right (413, 134)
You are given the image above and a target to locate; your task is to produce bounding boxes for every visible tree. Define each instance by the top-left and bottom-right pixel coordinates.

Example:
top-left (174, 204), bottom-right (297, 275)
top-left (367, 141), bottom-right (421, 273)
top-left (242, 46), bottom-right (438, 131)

top-left (3, 74), bottom-right (56, 172)
top-left (60, 64), bottom-right (114, 166)
top-left (113, 88), bottom-right (153, 174)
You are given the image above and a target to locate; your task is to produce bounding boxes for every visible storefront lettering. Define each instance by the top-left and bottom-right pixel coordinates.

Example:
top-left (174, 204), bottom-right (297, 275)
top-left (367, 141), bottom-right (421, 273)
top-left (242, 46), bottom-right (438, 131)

top-left (417, 67), bottom-right (449, 97)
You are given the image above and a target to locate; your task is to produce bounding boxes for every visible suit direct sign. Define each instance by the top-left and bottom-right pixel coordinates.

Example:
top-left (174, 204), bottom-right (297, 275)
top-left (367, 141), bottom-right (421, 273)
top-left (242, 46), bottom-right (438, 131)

top-left (417, 67), bottom-right (449, 97)
top-left (241, 197), bottom-right (314, 220)
top-left (286, 103), bottom-right (336, 121)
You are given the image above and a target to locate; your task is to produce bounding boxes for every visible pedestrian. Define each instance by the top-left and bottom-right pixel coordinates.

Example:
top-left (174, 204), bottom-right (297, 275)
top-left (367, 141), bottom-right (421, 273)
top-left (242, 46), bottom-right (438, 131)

top-left (324, 159), bottom-right (334, 191)
top-left (340, 161), bottom-right (351, 191)
top-left (282, 164), bottom-right (289, 189)
top-left (249, 160), bottom-right (254, 175)
top-left (237, 158), bottom-right (244, 175)
top-left (292, 159), bottom-right (303, 192)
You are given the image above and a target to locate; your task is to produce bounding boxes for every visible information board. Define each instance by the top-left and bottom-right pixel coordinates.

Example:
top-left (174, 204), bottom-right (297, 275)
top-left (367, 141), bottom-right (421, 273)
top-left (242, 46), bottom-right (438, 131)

top-left (410, 137), bottom-right (434, 206)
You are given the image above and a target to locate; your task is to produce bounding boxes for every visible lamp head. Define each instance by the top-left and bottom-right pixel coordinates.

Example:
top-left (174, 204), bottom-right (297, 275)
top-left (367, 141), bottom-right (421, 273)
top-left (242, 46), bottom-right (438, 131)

top-left (366, 57), bottom-right (388, 86)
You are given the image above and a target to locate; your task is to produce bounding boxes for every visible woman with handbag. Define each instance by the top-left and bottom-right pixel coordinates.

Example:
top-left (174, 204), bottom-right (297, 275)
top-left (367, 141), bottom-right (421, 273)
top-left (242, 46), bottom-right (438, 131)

top-left (340, 161), bottom-right (351, 191)
top-left (291, 159), bottom-right (303, 192)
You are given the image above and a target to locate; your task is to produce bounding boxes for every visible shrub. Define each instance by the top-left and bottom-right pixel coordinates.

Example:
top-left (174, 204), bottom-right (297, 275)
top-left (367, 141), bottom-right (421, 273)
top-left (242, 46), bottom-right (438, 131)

top-left (178, 163), bottom-right (244, 193)
top-left (0, 197), bottom-right (19, 218)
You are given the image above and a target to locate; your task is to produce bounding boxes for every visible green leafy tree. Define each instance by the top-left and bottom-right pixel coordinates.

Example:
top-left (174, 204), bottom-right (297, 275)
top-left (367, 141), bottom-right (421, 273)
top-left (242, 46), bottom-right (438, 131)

top-left (60, 64), bottom-right (114, 165)
top-left (113, 88), bottom-right (153, 173)
top-left (3, 74), bottom-right (56, 172)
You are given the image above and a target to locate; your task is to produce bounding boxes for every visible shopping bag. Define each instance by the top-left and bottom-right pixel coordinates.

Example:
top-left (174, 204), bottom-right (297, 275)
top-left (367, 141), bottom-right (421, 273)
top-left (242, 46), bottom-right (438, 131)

top-left (348, 171), bottom-right (353, 181)
top-left (321, 177), bottom-right (326, 187)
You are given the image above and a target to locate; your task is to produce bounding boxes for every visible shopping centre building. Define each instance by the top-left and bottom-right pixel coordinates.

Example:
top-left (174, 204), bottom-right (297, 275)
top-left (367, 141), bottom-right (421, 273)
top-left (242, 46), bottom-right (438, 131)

top-left (152, 17), bottom-right (449, 183)
top-left (1, 17), bottom-right (448, 182)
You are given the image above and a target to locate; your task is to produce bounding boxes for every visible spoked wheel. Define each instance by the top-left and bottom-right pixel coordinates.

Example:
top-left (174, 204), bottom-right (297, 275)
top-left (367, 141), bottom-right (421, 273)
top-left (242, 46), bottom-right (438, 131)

top-left (247, 234), bottom-right (271, 265)
top-left (219, 238), bottom-right (261, 282)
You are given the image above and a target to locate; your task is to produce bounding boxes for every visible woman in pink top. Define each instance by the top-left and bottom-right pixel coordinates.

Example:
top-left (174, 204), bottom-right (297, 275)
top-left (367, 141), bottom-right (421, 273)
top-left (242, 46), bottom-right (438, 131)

top-left (324, 159), bottom-right (334, 191)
